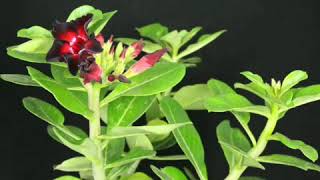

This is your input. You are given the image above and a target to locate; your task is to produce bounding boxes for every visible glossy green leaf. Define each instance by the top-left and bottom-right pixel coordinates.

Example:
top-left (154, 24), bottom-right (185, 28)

top-left (101, 123), bottom-right (190, 140)
top-left (240, 71), bottom-right (267, 90)
top-left (51, 127), bottom-right (98, 161)
top-left (0, 74), bottom-right (39, 86)
top-left (162, 166), bottom-right (188, 180)
top-left (270, 132), bottom-right (318, 162)
top-left (105, 138), bottom-right (125, 164)
top-left (54, 176), bottom-right (80, 180)
top-left (205, 93), bottom-right (252, 112)
top-left (160, 30), bottom-right (184, 51)
top-left (258, 154), bottom-right (320, 172)
top-left (290, 85), bottom-right (320, 108)
top-left (146, 100), bottom-right (163, 120)
top-left (207, 79), bottom-right (235, 95)
top-left (160, 97), bottom-right (207, 180)
top-left (235, 82), bottom-right (269, 102)
top-left (217, 120), bottom-right (264, 170)
top-left (126, 135), bottom-right (154, 151)
top-left (67, 5), bottom-right (97, 21)
top-left (120, 172), bottom-right (152, 180)
top-left (150, 165), bottom-right (171, 180)
top-left (232, 106), bottom-right (271, 117)
top-left (116, 38), bottom-right (163, 53)
top-left (148, 155), bottom-right (188, 161)
top-left (174, 84), bottom-right (214, 110)
top-left (27, 67), bottom-right (92, 119)
top-left (153, 133), bottom-right (177, 151)
top-left (54, 156), bottom-right (91, 172)
top-left (147, 119), bottom-right (170, 142)
top-left (50, 65), bottom-right (83, 89)
top-left (100, 62), bottom-right (186, 106)
top-left (136, 23), bottom-right (169, 42)
top-left (177, 30), bottom-right (226, 59)
top-left (106, 148), bottom-right (155, 168)
top-left (106, 162), bottom-right (138, 180)
top-left (107, 96), bottom-right (156, 129)
top-left (180, 27), bottom-right (202, 46)
top-left (281, 70), bottom-right (308, 94)
top-left (17, 26), bottom-right (52, 39)
top-left (23, 97), bottom-right (82, 140)
top-left (7, 38), bottom-right (53, 63)
top-left (89, 10), bottom-right (117, 35)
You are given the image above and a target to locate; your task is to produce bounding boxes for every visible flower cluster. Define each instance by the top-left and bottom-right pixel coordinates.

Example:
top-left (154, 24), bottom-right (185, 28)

top-left (46, 14), bottom-right (167, 84)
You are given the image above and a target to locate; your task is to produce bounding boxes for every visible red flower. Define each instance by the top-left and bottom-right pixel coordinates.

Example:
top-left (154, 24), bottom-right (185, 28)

top-left (129, 48), bottom-right (167, 75)
top-left (79, 57), bottom-right (102, 84)
top-left (46, 14), bottom-right (103, 75)
top-left (131, 39), bottom-right (144, 58)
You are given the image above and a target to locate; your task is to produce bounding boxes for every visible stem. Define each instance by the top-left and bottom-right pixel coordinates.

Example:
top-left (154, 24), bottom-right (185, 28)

top-left (87, 84), bottom-right (106, 180)
top-left (225, 105), bottom-right (279, 180)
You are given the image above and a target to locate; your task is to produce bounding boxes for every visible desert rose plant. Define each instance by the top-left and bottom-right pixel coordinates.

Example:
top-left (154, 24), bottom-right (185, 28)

top-left (5, 4), bottom-right (317, 180)
top-left (1, 5), bottom-right (225, 180)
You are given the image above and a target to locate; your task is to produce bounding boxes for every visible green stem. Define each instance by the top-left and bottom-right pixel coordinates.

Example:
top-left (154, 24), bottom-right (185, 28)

top-left (225, 105), bottom-right (279, 180)
top-left (87, 84), bottom-right (106, 180)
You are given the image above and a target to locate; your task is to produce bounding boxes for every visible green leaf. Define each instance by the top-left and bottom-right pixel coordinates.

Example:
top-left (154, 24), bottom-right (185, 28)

top-left (290, 85), bottom-right (320, 108)
top-left (54, 176), bottom-right (80, 180)
top-left (160, 97), bottom-right (207, 180)
top-left (17, 26), bottom-right (52, 39)
top-left (177, 30), bottom-right (226, 59)
top-left (100, 62), bottom-right (186, 106)
top-left (232, 106), bottom-right (271, 117)
top-left (47, 125), bottom-right (87, 144)
top-left (106, 148), bottom-right (155, 168)
top-left (23, 97), bottom-right (81, 140)
top-left (120, 172), bottom-right (152, 180)
top-left (257, 154), bottom-right (320, 172)
top-left (160, 30), bottom-right (183, 51)
top-left (235, 82), bottom-right (269, 102)
top-left (101, 123), bottom-right (190, 140)
top-left (27, 67), bottom-right (92, 119)
top-left (147, 119), bottom-right (170, 142)
top-left (180, 27), bottom-right (202, 47)
top-left (281, 70), bottom-right (308, 95)
top-left (148, 155), bottom-right (188, 161)
top-left (51, 127), bottom-right (98, 161)
top-left (136, 23), bottom-right (169, 42)
top-left (174, 84), bottom-right (214, 110)
top-left (89, 10), bottom-right (117, 35)
top-left (162, 166), bottom-right (188, 180)
top-left (7, 38), bottom-right (53, 63)
top-left (126, 135), bottom-right (154, 151)
top-left (146, 100), bottom-right (163, 121)
top-left (150, 165), bottom-right (171, 180)
top-left (153, 133), bottom-right (177, 151)
top-left (50, 65), bottom-right (83, 89)
top-left (270, 132), bottom-right (318, 162)
top-left (216, 120), bottom-right (264, 170)
top-left (205, 93), bottom-right (252, 113)
top-left (116, 38), bottom-right (163, 53)
top-left (240, 71), bottom-right (267, 90)
top-left (106, 162), bottom-right (138, 180)
top-left (107, 96), bottom-right (156, 129)
top-left (105, 138), bottom-right (125, 164)
top-left (54, 156), bottom-right (91, 172)
top-left (0, 74), bottom-right (39, 87)
top-left (67, 5), bottom-right (96, 21)
top-left (207, 79), bottom-right (236, 95)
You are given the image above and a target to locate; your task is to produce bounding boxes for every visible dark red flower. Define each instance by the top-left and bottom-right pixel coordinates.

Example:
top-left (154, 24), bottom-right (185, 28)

top-left (46, 14), bottom-right (103, 75)
top-left (79, 57), bottom-right (102, 84)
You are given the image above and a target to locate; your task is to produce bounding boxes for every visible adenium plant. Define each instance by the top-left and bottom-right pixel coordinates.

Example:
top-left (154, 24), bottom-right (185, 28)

top-left (2, 4), bottom-right (320, 180)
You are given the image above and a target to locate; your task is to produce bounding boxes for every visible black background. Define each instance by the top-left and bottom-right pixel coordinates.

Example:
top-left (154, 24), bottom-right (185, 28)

top-left (1, 0), bottom-right (320, 179)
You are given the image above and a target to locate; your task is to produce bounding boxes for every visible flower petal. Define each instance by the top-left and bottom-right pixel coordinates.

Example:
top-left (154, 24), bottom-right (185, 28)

top-left (80, 62), bottom-right (102, 84)
top-left (84, 39), bottom-right (103, 53)
top-left (65, 54), bottom-right (80, 75)
top-left (131, 39), bottom-right (144, 58)
top-left (130, 48), bottom-right (167, 74)
top-left (46, 40), bottom-right (65, 62)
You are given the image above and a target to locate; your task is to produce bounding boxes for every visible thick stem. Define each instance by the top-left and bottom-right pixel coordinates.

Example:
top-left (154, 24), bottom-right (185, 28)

top-left (87, 84), bottom-right (106, 180)
top-left (225, 105), bottom-right (279, 180)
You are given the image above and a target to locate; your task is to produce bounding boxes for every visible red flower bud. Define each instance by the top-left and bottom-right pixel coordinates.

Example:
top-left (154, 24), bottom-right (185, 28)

top-left (129, 48), bottom-right (167, 75)
top-left (79, 58), bottom-right (102, 84)
top-left (95, 34), bottom-right (105, 46)
top-left (131, 39), bottom-right (144, 58)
